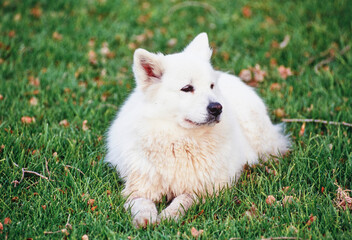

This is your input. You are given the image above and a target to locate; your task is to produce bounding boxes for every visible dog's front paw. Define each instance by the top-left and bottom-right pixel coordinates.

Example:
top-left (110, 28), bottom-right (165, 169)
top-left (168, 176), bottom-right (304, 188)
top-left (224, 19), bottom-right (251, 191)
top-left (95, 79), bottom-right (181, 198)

top-left (133, 209), bottom-right (158, 228)
top-left (158, 208), bottom-right (180, 222)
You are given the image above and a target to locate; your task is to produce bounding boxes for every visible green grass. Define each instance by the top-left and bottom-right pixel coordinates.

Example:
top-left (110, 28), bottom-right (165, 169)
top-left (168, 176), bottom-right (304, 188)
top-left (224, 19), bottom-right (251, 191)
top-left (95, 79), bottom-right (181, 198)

top-left (1, 0), bottom-right (352, 239)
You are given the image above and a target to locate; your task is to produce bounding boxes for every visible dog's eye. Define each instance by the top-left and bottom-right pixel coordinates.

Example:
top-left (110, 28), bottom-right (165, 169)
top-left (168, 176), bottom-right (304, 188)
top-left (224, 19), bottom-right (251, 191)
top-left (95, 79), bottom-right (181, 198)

top-left (181, 85), bottom-right (194, 93)
top-left (210, 83), bottom-right (214, 89)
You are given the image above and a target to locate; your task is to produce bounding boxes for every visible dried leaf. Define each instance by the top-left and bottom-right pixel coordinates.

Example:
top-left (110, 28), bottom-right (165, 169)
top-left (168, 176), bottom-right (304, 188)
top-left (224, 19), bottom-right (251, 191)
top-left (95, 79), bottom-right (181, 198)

top-left (239, 69), bottom-right (252, 82)
top-left (167, 38), bottom-right (177, 47)
top-left (242, 6), bottom-right (252, 18)
top-left (30, 7), bottom-right (42, 18)
top-left (4, 217), bottom-right (11, 225)
top-left (334, 183), bottom-right (352, 210)
top-left (29, 97), bottom-right (38, 106)
top-left (278, 65), bottom-right (293, 79)
top-left (82, 120), bottom-right (89, 131)
top-left (250, 64), bottom-right (267, 82)
top-left (88, 50), bottom-right (97, 65)
top-left (106, 190), bottom-right (111, 196)
top-left (305, 214), bottom-right (317, 226)
top-left (282, 196), bottom-right (294, 206)
top-left (11, 196), bottom-right (18, 202)
top-left (21, 116), bottom-right (36, 124)
top-left (42, 205), bottom-right (47, 210)
top-left (244, 203), bottom-right (258, 218)
top-left (82, 234), bottom-right (89, 240)
top-left (274, 108), bottom-right (285, 118)
top-left (52, 32), bottom-right (63, 41)
top-left (0, 222), bottom-right (3, 232)
top-left (14, 13), bottom-right (21, 21)
top-left (8, 30), bottom-right (16, 38)
top-left (0, 94), bottom-right (3, 100)
top-left (299, 122), bottom-right (306, 136)
top-left (28, 76), bottom-right (40, 86)
top-left (59, 119), bottom-right (69, 127)
top-left (270, 83), bottom-right (281, 91)
top-left (265, 195), bottom-right (276, 205)
top-left (191, 227), bottom-right (204, 238)
top-left (87, 199), bottom-right (95, 206)
top-left (91, 205), bottom-right (98, 211)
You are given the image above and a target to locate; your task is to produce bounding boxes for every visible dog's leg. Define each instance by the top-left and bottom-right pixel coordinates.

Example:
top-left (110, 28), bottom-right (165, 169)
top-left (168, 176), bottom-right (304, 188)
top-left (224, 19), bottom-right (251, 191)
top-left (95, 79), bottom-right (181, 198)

top-left (158, 193), bottom-right (194, 221)
top-left (124, 197), bottom-right (158, 228)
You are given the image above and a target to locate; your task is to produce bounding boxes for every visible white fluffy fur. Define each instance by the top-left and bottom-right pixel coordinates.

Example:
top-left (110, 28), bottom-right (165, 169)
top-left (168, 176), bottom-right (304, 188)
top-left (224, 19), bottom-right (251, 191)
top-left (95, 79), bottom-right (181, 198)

top-left (106, 33), bottom-right (290, 227)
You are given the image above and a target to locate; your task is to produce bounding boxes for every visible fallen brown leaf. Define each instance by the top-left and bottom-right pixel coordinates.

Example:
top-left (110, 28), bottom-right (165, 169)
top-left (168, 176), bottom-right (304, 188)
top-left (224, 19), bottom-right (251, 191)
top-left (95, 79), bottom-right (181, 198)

top-left (250, 64), bottom-right (266, 82)
top-left (82, 234), bottom-right (89, 240)
top-left (266, 195), bottom-right (276, 205)
top-left (82, 120), bottom-right (89, 131)
top-left (87, 199), bottom-right (95, 206)
top-left (191, 227), bottom-right (204, 238)
top-left (278, 65), bottom-right (293, 79)
top-left (59, 119), bottom-right (69, 127)
top-left (28, 76), bottom-right (40, 86)
top-left (274, 108), bottom-right (285, 118)
top-left (88, 50), bottom-right (97, 65)
top-left (269, 83), bottom-right (281, 91)
top-left (167, 38), bottom-right (177, 47)
top-left (14, 13), bottom-right (21, 21)
top-left (21, 116), bottom-right (36, 124)
top-left (0, 222), bottom-right (3, 232)
top-left (306, 214), bottom-right (317, 226)
top-left (30, 7), bottom-right (42, 18)
top-left (8, 30), bottom-right (16, 38)
top-left (334, 183), bottom-right (352, 210)
top-left (282, 196), bottom-right (294, 206)
top-left (299, 122), bottom-right (306, 136)
top-left (29, 97), bottom-right (38, 106)
top-left (244, 203), bottom-right (258, 218)
top-left (239, 69), bottom-right (252, 82)
top-left (42, 205), bottom-right (47, 210)
top-left (242, 6), bottom-right (252, 18)
top-left (52, 32), bottom-right (63, 41)
top-left (0, 94), bottom-right (3, 100)
top-left (4, 217), bottom-right (11, 225)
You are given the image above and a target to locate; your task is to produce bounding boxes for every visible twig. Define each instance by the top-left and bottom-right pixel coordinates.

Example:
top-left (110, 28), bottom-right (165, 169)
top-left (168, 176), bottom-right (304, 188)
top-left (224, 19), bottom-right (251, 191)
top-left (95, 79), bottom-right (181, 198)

top-left (282, 118), bottom-right (352, 127)
top-left (64, 165), bottom-right (85, 175)
top-left (314, 45), bottom-right (351, 74)
top-left (44, 214), bottom-right (71, 235)
top-left (23, 170), bottom-right (49, 180)
top-left (168, 1), bottom-right (218, 15)
top-left (45, 157), bottom-right (51, 179)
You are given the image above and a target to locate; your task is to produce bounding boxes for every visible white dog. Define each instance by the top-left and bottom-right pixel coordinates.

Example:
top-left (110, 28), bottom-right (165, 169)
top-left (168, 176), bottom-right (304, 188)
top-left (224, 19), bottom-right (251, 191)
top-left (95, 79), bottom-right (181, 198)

top-left (106, 33), bottom-right (290, 228)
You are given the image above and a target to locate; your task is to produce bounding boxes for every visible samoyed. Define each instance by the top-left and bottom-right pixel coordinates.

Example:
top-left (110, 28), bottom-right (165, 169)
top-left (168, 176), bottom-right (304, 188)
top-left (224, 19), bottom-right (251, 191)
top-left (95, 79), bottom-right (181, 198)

top-left (106, 33), bottom-right (290, 228)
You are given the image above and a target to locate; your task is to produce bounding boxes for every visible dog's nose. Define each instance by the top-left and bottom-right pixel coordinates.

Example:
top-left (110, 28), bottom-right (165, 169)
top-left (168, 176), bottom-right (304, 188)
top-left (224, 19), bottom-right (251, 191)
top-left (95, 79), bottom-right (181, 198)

top-left (207, 102), bottom-right (222, 117)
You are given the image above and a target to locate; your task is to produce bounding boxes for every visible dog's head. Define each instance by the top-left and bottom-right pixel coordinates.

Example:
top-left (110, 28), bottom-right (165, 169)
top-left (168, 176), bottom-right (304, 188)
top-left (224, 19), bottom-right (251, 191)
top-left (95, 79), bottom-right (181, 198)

top-left (133, 33), bottom-right (223, 129)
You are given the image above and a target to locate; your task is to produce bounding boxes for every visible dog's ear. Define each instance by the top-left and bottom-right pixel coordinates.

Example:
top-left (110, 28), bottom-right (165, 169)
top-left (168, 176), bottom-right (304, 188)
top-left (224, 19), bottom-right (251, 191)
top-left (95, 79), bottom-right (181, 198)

top-left (133, 48), bottom-right (164, 90)
top-left (184, 32), bottom-right (212, 60)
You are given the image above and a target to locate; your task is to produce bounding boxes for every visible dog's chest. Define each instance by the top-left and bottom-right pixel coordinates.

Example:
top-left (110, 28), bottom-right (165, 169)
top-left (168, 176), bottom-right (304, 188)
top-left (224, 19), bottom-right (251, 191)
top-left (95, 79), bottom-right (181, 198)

top-left (140, 131), bottom-right (229, 195)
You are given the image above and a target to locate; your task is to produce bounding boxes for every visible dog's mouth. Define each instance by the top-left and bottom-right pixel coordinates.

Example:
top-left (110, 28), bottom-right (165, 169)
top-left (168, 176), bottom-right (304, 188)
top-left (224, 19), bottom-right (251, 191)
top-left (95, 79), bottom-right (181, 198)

top-left (185, 116), bottom-right (220, 126)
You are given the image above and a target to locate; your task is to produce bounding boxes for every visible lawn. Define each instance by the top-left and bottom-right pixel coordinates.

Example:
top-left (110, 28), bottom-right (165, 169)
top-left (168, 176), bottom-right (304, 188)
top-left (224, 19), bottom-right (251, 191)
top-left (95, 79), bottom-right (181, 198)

top-left (1, 0), bottom-right (352, 239)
